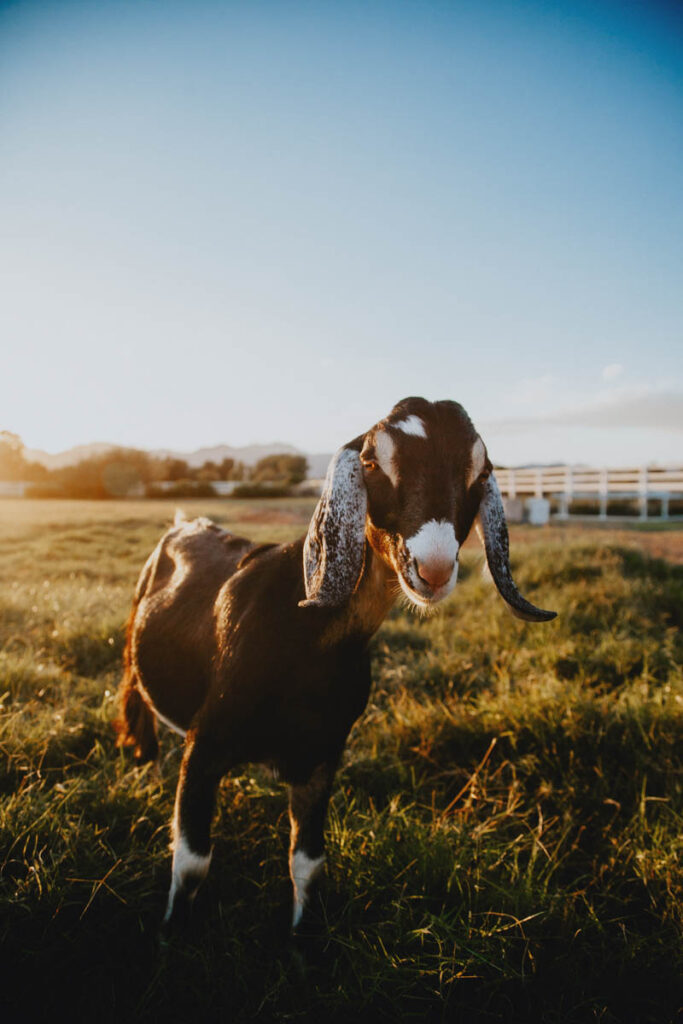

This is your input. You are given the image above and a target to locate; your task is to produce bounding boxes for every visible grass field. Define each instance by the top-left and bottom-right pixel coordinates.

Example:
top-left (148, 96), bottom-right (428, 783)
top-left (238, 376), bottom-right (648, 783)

top-left (0, 499), bottom-right (681, 1023)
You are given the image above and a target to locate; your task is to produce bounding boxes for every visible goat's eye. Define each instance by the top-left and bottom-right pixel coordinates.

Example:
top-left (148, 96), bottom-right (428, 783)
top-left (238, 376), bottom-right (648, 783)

top-left (361, 458), bottom-right (379, 473)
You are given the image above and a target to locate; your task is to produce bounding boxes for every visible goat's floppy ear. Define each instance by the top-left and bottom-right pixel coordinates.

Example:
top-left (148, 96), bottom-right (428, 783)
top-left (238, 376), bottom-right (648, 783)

top-left (299, 444), bottom-right (367, 609)
top-left (476, 474), bottom-right (557, 622)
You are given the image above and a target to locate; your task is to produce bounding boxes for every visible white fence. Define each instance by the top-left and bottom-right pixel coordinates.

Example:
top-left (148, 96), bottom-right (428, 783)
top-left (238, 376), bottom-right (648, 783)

top-left (494, 466), bottom-right (683, 521)
top-left (0, 482), bottom-right (28, 497)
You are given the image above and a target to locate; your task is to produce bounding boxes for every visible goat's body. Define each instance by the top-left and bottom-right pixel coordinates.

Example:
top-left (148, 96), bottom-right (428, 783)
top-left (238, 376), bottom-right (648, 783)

top-left (120, 515), bottom-right (394, 927)
top-left (121, 517), bottom-right (382, 786)
top-left (117, 398), bottom-right (556, 934)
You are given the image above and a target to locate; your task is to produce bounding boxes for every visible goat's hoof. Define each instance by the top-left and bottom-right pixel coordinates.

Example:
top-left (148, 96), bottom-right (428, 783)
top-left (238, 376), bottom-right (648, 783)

top-left (291, 924), bottom-right (328, 972)
top-left (291, 896), bottom-right (326, 958)
top-left (160, 894), bottom-right (194, 943)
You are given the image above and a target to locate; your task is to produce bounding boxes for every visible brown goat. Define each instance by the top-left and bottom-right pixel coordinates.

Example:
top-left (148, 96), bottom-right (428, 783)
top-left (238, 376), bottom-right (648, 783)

top-left (116, 397), bottom-right (556, 930)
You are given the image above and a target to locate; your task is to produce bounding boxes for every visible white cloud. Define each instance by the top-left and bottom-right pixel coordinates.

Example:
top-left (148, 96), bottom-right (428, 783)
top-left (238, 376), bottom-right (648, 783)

top-left (601, 363), bottom-right (624, 381)
top-left (479, 385), bottom-right (683, 465)
top-left (510, 374), bottom-right (558, 407)
top-left (483, 388), bottom-right (683, 433)
top-left (485, 424), bottom-right (681, 468)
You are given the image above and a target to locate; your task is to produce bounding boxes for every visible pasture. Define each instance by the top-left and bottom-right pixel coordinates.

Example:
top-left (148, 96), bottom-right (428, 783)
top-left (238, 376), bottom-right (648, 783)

top-left (0, 499), bottom-right (681, 1023)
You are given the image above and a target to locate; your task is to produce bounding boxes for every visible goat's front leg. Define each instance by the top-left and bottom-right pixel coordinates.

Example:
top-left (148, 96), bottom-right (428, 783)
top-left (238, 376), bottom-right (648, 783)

top-left (164, 732), bottom-right (221, 928)
top-left (288, 762), bottom-right (335, 930)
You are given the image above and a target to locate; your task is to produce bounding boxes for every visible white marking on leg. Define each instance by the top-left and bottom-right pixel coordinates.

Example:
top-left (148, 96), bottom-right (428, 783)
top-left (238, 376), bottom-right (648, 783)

top-left (374, 430), bottom-right (398, 487)
top-left (392, 415), bottom-right (427, 438)
top-left (164, 831), bottom-right (212, 923)
top-left (290, 849), bottom-right (325, 929)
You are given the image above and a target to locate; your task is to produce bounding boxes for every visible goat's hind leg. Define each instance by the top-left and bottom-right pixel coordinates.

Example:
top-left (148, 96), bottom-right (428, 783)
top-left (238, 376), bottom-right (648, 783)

top-left (164, 732), bottom-right (221, 929)
top-left (288, 762), bottom-right (334, 931)
top-left (115, 672), bottom-right (159, 763)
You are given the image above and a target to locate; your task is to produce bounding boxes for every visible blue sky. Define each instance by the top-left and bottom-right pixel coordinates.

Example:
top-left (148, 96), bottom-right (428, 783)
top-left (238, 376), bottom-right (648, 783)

top-left (1, 0), bottom-right (681, 465)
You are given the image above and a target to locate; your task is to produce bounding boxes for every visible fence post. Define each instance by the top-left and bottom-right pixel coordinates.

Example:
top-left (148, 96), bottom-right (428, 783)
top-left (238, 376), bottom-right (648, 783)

top-left (599, 467), bottom-right (608, 520)
top-left (639, 466), bottom-right (648, 520)
top-left (560, 466), bottom-right (572, 518)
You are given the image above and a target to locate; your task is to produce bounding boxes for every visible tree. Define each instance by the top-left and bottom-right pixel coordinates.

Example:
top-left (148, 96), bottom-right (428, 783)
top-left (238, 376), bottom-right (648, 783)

top-left (252, 454), bottom-right (308, 486)
top-left (54, 448), bottom-right (154, 498)
top-left (218, 457), bottom-right (235, 480)
top-left (0, 431), bottom-right (27, 481)
top-left (159, 457), bottom-right (190, 482)
top-left (197, 461), bottom-right (220, 482)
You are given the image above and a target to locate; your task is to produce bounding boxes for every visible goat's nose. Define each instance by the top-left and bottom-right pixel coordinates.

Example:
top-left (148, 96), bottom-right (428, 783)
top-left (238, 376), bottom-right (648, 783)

top-left (416, 560), bottom-right (455, 590)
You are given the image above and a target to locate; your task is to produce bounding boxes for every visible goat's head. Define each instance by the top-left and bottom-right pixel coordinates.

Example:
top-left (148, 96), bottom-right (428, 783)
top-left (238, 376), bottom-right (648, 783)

top-left (301, 397), bottom-right (556, 622)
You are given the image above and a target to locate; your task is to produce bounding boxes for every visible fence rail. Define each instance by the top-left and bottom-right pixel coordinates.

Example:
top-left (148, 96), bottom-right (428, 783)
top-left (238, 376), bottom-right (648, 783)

top-left (494, 466), bottom-right (683, 520)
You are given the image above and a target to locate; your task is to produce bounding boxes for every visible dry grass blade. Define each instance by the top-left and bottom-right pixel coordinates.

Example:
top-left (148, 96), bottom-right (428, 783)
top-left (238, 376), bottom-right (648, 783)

top-left (0, 501), bottom-right (681, 1024)
top-left (438, 736), bottom-right (498, 820)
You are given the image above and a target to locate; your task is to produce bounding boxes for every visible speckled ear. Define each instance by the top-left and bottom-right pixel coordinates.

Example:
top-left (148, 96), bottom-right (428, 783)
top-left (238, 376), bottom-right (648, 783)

top-left (299, 447), bottom-right (367, 608)
top-left (476, 474), bottom-right (557, 622)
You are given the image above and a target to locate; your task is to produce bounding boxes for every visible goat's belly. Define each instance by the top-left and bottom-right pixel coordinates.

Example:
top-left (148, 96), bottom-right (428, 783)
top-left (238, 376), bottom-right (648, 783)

top-left (131, 583), bottom-right (218, 733)
top-left (134, 637), bottom-right (211, 734)
top-left (266, 709), bottom-right (357, 784)
top-left (138, 682), bottom-right (188, 737)
top-left (206, 689), bottom-right (366, 785)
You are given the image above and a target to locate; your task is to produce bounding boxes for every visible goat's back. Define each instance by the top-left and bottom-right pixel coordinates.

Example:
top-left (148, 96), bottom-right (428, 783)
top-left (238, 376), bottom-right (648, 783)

top-left (126, 517), bottom-right (255, 731)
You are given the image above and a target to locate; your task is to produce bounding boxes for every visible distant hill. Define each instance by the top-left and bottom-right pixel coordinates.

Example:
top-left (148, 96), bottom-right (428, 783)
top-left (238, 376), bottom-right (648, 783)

top-left (25, 441), bottom-right (334, 478)
top-left (24, 443), bottom-right (122, 471)
top-left (149, 442), bottom-right (302, 469)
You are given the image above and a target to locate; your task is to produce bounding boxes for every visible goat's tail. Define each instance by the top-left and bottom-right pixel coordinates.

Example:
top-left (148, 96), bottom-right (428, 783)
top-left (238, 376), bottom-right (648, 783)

top-left (115, 611), bottom-right (159, 763)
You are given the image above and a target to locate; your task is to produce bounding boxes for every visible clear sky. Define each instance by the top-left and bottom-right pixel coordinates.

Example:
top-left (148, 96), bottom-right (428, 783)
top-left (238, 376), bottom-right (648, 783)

top-left (1, 0), bottom-right (681, 466)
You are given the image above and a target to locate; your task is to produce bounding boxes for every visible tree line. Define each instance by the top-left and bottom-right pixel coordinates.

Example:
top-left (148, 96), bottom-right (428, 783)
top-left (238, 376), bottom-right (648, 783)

top-left (0, 431), bottom-right (308, 499)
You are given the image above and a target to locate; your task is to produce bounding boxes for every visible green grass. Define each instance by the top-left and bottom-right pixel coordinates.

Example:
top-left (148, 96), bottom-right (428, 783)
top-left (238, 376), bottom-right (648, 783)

top-left (0, 500), bottom-right (681, 1023)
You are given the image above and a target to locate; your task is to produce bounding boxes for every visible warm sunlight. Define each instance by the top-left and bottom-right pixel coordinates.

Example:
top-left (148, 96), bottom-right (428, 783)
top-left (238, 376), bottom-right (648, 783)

top-left (1, 4), bottom-right (681, 1022)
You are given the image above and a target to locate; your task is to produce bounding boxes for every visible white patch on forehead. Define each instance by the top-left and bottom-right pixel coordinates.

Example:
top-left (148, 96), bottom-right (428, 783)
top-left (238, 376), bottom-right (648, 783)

top-left (392, 414), bottom-right (427, 438)
top-left (374, 430), bottom-right (398, 487)
top-left (468, 436), bottom-right (486, 486)
top-left (406, 519), bottom-right (459, 567)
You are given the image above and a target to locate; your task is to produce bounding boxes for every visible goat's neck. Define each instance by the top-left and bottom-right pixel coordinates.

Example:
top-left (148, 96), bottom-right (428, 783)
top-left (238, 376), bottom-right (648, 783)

top-left (321, 543), bottom-right (397, 647)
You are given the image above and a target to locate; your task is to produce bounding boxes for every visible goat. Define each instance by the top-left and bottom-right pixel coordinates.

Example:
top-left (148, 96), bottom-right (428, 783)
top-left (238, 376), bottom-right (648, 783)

top-left (116, 397), bottom-right (556, 930)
